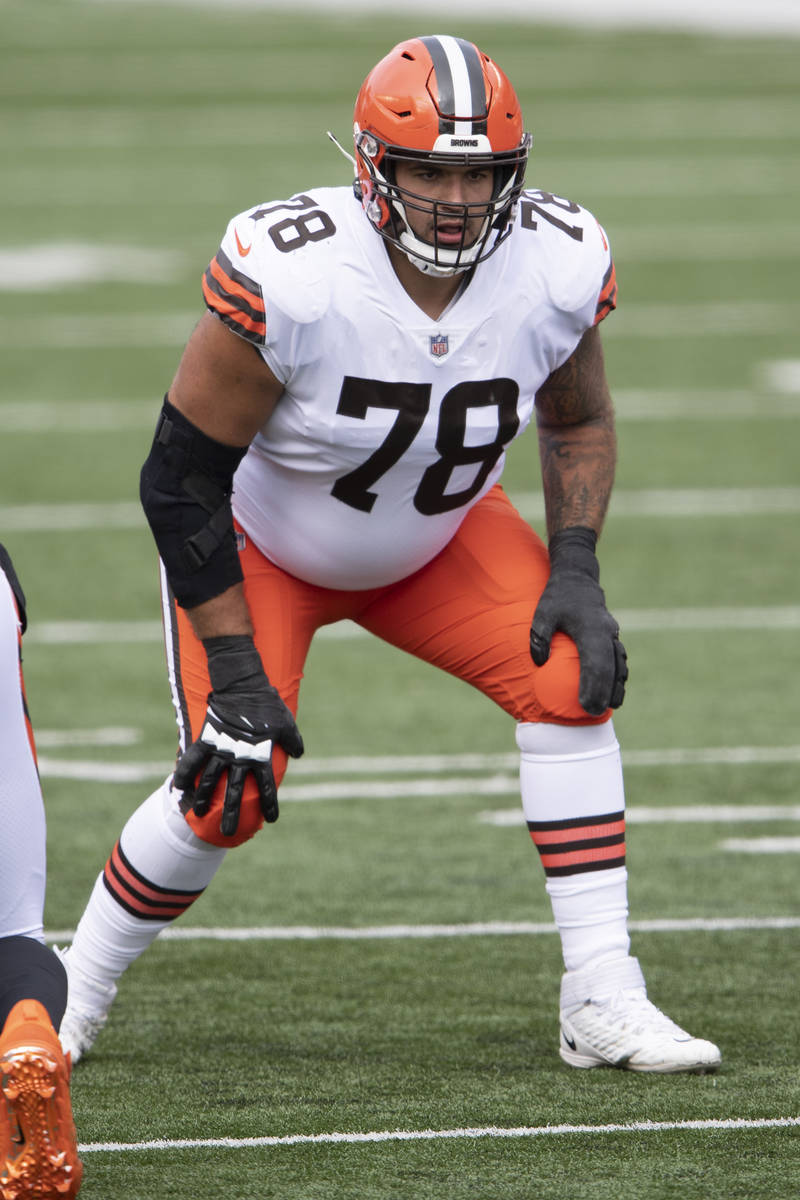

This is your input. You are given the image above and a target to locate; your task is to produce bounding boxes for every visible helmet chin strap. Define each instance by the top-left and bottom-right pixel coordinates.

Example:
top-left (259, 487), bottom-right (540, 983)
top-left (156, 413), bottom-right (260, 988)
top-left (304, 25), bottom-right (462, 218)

top-left (396, 215), bottom-right (489, 278)
top-left (400, 243), bottom-right (466, 278)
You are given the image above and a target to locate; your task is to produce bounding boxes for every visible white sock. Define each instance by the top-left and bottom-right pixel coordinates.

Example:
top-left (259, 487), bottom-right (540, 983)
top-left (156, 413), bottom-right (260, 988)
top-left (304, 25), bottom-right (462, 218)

top-left (67, 779), bottom-right (226, 996)
top-left (517, 720), bottom-right (630, 973)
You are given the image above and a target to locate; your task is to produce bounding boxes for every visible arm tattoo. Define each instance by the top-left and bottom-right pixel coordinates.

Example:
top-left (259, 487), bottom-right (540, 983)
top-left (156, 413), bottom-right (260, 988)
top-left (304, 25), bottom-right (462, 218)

top-left (535, 326), bottom-right (617, 537)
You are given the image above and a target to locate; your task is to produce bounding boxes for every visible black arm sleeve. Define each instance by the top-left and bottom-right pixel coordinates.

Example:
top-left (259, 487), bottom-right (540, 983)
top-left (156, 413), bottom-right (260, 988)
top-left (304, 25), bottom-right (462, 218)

top-left (139, 397), bottom-right (249, 609)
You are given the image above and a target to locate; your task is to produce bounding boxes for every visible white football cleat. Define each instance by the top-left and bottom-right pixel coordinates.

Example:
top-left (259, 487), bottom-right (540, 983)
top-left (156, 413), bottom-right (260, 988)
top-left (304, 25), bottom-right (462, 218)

top-left (559, 956), bottom-right (721, 1074)
top-left (55, 947), bottom-right (118, 1065)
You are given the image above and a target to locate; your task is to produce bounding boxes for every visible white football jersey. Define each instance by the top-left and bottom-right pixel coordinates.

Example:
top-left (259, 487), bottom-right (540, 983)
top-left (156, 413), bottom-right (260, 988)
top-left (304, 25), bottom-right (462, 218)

top-left (202, 185), bottom-right (616, 590)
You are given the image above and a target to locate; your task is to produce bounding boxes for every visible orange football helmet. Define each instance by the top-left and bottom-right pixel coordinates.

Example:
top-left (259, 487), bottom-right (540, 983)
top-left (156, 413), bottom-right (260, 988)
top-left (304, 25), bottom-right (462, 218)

top-left (352, 35), bottom-right (532, 275)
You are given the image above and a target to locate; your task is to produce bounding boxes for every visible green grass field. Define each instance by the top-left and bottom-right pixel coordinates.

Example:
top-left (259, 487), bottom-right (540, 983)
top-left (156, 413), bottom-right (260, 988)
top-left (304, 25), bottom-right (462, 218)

top-left (2, 2), bottom-right (800, 1196)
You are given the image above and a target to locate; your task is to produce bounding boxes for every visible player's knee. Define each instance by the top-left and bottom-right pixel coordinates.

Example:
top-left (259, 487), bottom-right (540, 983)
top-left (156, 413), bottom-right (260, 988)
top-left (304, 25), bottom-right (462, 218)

top-left (182, 750), bottom-right (289, 849)
top-left (521, 632), bottom-right (581, 722)
top-left (519, 632), bottom-right (609, 725)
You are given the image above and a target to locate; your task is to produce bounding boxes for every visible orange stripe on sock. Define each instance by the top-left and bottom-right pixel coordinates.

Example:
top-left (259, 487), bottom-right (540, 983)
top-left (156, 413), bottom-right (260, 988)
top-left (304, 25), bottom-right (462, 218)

top-left (537, 841), bottom-right (625, 871)
top-left (103, 874), bottom-right (189, 920)
top-left (531, 818), bottom-right (625, 846)
top-left (527, 809), bottom-right (626, 876)
top-left (106, 844), bottom-right (201, 908)
top-left (102, 842), bottom-right (204, 920)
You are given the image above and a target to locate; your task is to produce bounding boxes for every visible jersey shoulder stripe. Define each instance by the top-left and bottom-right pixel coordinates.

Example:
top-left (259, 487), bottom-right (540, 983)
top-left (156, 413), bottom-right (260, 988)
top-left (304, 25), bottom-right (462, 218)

top-left (594, 259), bottom-right (617, 326)
top-left (202, 248), bottom-right (266, 344)
top-left (0, 542), bottom-right (27, 634)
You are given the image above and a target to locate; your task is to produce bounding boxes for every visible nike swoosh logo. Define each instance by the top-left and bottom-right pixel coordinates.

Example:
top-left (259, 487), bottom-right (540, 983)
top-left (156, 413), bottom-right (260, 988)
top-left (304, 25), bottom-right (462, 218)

top-left (562, 1029), bottom-right (577, 1051)
top-left (234, 229), bottom-right (252, 257)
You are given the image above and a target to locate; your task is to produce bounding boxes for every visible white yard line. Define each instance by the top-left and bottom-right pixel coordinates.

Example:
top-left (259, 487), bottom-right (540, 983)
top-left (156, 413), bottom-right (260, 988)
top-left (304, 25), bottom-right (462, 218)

top-left (1, 302), bottom-right (799, 348)
top-left (0, 399), bottom-right (157, 431)
top-left (482, 803), bottom-right (800, 827)
top-left (2, 389), bottom-right (799, 430)
top-left (5, 489), bottom-right (800, 537)
top-left (0, 502), bottom-right (144, 532)
top-left (613, 389), bottom-right (800, 418)
top-left (722, 837), bottom-right (800, 853)
top-left (0, 313), bottom-right (197, 348)
top-left (9, 157), bottom-right (795, 207)
top-left (521, 489), bottom-right (800, 519)
top-left (761, 360), bottom-right (800, 392)
top-left (27, 621), bottom-right (164, 645)
top-left (7, 110), bottom-right (800, 150)
top-left (78, 1114), bottom-right (800, 1155)
top-left (33, 726), bottom-right (139, 748)
top-left (605, 302), bottom-right (800, 338)
top-left (46, 916), bottom-right (800, 945)
top-left (1, 231), bottom-right (798, 288)
top-left (264, 746), bottom-right (800, 776)
top-left (35, 748), bottom-right (800, 789)
top-left (0, 244), bottom-right (184, 290)
top-left (611, 228), bottom-right (800, 262)
top-left (31, 743), bottom-right (800, 776)
top-left (22, 607), bottom-right (800, 649)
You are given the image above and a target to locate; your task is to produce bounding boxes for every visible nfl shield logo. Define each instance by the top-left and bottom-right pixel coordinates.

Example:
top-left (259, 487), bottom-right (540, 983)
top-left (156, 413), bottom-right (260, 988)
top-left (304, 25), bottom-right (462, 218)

top-left (429, 333), bottom-right (449, 358)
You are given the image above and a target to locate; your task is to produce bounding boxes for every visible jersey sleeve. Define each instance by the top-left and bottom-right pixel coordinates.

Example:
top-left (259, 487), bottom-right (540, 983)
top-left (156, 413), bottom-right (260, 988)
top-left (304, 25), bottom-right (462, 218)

top-left (593, 236), bottom-right (617, 327)
top-left (521, 192), bottom-right (618, 334)
top-left (516, 193), bottom-right (618, 376)
top-left (201, 196), bottom-right (337, 384)
top-left (0, 543), bottom-right (27, 634)
top-left (202, 211), bottom-right (267, 346)
top-left (554, 214), bottom-right (617, 331)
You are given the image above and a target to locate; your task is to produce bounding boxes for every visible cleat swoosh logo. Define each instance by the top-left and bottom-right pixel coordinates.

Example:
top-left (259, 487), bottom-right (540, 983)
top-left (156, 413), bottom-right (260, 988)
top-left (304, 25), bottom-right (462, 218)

top-left (234, 229), bottom-right (252, 257)
top-left (562, 1029), bottom-right (577, 1051)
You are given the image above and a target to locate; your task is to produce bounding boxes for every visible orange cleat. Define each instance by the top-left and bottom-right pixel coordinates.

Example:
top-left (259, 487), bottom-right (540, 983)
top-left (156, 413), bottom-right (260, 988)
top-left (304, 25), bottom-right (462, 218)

top-left (0, 1000), bottom-right (82, 1198)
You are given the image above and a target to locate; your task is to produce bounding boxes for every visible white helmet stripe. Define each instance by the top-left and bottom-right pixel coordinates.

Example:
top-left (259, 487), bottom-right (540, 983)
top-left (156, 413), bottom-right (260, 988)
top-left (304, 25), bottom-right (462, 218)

top-left (439, 36), bottom-right (477, 130)
top-left (420, 35), bottom-right (487, 136)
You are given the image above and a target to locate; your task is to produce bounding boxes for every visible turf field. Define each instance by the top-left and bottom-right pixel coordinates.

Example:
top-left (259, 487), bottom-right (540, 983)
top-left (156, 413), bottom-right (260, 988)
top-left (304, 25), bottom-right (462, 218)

top-left (2, 3), bottom-right (800, 1196)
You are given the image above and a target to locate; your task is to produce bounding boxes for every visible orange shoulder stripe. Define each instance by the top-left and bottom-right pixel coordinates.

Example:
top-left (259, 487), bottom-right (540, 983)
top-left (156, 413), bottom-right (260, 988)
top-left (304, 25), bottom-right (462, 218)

top-left (594, 259), bottom-right (617, 326)
top-left (207, 254), bottom-right (265, 313)
top-left (202, 276), bottom-right (267, 338)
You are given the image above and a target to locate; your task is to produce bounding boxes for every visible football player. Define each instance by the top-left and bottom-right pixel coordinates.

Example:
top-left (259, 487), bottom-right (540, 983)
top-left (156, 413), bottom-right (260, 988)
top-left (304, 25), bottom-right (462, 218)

top-left (60, 36), bottom-right (719, 1074)
top-left (0, 545), bottom-right (82, 1198)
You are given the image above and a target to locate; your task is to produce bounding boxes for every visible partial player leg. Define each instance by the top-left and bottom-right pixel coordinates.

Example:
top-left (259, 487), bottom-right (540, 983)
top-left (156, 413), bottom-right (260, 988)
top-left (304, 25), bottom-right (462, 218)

top-left (518, 720), bottom-right (720, 1072)
top-left (358, 485), bottom-right (720, 1073)
top-left (0, 941), bottom-right (82, 1199)
top-left (60, 545), bottom-right (354, 1063)
top-left (0, 560), bottom-right (82, 1195)
top-left (0, 1000), bottom-right (82, 1199)
top-left (58, 778), bottom-right (227, 1064)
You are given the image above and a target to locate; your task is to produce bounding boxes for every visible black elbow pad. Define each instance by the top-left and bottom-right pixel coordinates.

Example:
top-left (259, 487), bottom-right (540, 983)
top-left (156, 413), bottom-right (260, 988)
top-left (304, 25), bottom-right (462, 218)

top-left (140, 397), bottom-right (249, 608)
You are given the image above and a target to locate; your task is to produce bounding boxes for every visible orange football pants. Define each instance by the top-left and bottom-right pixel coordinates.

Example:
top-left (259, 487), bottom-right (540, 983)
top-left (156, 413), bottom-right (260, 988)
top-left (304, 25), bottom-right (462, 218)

top-left (166, 484), bottom-right (609, 846)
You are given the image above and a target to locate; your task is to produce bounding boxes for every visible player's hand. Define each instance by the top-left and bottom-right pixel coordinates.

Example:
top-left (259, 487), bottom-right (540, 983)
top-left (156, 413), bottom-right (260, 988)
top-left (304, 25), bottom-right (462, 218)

top-left (173, 635), bottom-right (304, 837)
top-left (530, 527), bottom-right (628, 716)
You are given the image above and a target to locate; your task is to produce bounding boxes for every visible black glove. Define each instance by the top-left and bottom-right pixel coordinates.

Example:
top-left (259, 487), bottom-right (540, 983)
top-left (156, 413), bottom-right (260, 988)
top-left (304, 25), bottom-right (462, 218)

top-left (530, 527), bottom-right (628, 716)
top-left (173, 634), bottom-right (304, 837)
